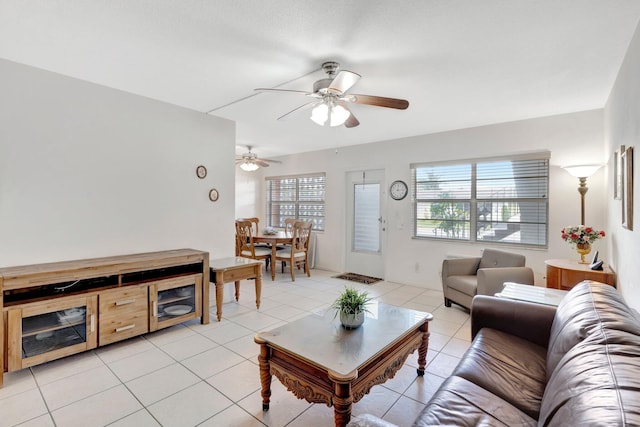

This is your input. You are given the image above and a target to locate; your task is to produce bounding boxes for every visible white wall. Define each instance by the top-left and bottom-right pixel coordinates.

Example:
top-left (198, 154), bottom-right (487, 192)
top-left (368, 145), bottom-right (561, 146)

top-left (604, 21), bottom-right (640, 312)
top-left (239, 109), bottom-right (607, 289)
top-left (0, 59), bottom-right (236, 266)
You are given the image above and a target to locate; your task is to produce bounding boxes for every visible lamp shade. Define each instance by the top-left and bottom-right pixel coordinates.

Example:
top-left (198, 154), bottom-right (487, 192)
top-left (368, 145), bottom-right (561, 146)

top-left (239, 161), bottom-right (259, 172)
top-left (310, 101), bottom-right (350, 127)
top-left (562, 164), bottom-right (601, 178)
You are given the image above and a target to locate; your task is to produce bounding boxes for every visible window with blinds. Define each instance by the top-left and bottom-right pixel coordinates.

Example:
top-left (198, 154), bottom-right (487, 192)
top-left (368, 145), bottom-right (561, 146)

top-left (412, 153), bottom-right (549, 247)
top-left (265, 173), bottom-right (326, 231)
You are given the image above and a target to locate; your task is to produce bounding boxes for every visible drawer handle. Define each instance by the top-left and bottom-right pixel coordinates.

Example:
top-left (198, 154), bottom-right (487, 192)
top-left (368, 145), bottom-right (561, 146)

top-left (153, 301), bottom-right (158, 317)
top-left (90, 314), bottom-right (96, 333)
top-left (115, 324), bottom-right (135, 333)
top-left (115, 299), bottom-right (135, 306)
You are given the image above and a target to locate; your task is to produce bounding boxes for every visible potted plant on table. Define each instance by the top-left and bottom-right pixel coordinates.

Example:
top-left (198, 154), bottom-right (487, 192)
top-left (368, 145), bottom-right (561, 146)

top-left (331, 286), bottom-right (373, 329)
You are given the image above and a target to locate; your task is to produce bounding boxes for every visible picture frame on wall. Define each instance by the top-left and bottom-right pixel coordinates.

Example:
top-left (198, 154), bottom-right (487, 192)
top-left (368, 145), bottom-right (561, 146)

top-left (622, 145), bottom-right (634, 230)
top-left (614, 147), bottom-right (623, 200)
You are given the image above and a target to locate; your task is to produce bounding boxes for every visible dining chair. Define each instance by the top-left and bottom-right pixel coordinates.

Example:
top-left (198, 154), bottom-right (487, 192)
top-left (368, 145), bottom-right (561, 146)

top-left (283, 218), bottom-right (298, 235)
top-left (276, 221), bottom-right (313, 281)
top-left (235, 220), bottom-right (271, 268)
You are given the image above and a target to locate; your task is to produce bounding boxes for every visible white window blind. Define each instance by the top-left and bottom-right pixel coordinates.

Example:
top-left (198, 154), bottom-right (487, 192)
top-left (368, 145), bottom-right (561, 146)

top-left (412, 153), bottom-right (549, 247)
top-left (353, 183), bottom-right (380, 252)
top-left (265, 173), bottom-right (326, 231)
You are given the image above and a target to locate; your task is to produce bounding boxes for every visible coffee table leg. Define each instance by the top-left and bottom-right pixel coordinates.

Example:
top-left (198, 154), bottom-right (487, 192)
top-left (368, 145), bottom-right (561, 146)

top-left (417, 322), bottom-right (430, 376)
top-left (256, 341), bottom-right (272, 411)
top-left (234, 281), bottom-right (240, 302)
top-left (332, 380), bottom-right (353, 427)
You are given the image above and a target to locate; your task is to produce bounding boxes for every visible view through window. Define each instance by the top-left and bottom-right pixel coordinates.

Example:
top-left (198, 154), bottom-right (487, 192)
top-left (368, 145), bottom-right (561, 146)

top-left (412, 153), bottom-right (549, 247)
top-left (265, 173), bottom-right (326, 231)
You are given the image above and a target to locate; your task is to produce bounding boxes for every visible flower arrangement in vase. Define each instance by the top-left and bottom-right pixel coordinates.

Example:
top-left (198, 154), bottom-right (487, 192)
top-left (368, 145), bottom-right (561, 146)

top-left (561, 225), bottom-right (605, 263)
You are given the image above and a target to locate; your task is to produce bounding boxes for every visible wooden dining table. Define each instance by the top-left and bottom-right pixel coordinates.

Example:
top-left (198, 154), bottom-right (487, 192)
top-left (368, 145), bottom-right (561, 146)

top-left (253, 231), bottom-right (293, 281)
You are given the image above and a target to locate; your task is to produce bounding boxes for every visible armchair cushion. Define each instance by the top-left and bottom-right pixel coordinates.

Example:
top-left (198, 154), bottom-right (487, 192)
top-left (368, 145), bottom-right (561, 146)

top-left (479, 248), bottom-right (526, 269)
top-left (477, 266), bottom-right (534, 296)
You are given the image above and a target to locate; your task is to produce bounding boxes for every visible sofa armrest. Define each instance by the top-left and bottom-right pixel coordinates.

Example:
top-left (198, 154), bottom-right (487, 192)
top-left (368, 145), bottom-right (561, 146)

top-left (442, 257), bottom-right (481, 278)
top-left (471, 295), bottom-right (556, 348)
top-left (476, 267), bottom-right (534, 296)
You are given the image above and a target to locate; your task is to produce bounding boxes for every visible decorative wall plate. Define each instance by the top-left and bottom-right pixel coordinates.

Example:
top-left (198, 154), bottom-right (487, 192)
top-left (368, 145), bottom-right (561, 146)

top-left (209, 188), bottom-right (219, 202)
top-left (196, 165), bottom-right (207, 179)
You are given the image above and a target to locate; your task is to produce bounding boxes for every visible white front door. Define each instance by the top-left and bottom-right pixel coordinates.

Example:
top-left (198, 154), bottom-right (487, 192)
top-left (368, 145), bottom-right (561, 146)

top-left (345, 170), bottom-right (386, 279)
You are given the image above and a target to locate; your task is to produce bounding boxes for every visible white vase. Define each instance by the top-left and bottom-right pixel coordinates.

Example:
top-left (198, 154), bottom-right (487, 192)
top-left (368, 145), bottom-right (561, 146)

top-left (340, 311), bottom-right (365, 329)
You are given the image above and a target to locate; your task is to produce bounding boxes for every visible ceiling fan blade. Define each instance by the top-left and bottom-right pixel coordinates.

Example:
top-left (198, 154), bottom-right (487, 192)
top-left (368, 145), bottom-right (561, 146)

top-left (343, 94), bottom-right (409, 110)
top-left (345, 112), bottom-right (360, 128)
top-left (278, 101), bottom-right (322, 121)
top-left (259, 158), bottom-right (282, 164)
top-left (255, 88), bottom-right (310, 95)
top-left (254, 159), bottom-right (270, 167)
top-left (255, 88), bottom-right (322, 99)
top-left (327, 70), bottom-right (361, 95)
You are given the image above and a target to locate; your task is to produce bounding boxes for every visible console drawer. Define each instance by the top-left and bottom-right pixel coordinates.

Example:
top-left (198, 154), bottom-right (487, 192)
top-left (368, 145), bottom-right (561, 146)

top-left (99, 285), bottom-right (149, 345)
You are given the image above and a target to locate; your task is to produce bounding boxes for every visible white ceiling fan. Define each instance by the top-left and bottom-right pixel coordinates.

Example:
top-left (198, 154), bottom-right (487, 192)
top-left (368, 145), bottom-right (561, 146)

top-left (255, 61), bottom-right (409, 128)
top-left (236, 146), bottom-right (281, 171)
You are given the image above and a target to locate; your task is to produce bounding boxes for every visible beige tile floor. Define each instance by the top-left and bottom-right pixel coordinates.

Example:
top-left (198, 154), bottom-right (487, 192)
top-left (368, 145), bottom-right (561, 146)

top-left (0, 269), bottom-right (471, 427)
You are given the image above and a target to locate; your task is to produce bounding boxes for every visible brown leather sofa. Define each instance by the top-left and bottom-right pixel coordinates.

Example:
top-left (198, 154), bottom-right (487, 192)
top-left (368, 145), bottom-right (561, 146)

top-left (349, 281), bottom-right (640, 426)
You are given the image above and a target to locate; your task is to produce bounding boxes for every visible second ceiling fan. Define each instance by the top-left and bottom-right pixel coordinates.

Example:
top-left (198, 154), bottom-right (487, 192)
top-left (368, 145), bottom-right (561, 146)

top-left (255, 61), bottom-right (409, 128)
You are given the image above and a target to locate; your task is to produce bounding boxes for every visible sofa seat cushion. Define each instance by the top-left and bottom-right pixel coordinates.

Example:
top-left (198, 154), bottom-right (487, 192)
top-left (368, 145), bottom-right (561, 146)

top-left (413, 375), bottom-right (536, 427)
top-left (445, 275), bottom-right (477, 296)
top-left (452, 328), bottom-right (547, 419)
top-left (540, 334), bottom-right (640, 426)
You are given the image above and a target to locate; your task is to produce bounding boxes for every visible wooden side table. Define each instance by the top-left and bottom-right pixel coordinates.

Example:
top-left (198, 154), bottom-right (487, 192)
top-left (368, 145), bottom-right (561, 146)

top-left (545, 259), bottom-right (615, 290)
top-left (210, 257), bottom-right (262, 321)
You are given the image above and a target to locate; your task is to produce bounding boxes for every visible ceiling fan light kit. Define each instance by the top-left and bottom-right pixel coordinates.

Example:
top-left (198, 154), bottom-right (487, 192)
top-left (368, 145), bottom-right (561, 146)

top-left (236, 146), bottom-right (281, 172)
top-left (310, 100), bottom-right (351, 127)
top-left (239, 161), bottom-right (260, 172)
top-left (255, 61), bottom-right (409, 128)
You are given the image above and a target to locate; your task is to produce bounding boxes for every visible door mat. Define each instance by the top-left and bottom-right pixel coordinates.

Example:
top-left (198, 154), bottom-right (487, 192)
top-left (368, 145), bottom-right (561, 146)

top-left (332, 272), bottom-right (383, 285)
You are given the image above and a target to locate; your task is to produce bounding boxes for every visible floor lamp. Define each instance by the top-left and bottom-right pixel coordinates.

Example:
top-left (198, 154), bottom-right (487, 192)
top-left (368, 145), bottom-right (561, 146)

top-left (562, 165), bottom-right (601, 225)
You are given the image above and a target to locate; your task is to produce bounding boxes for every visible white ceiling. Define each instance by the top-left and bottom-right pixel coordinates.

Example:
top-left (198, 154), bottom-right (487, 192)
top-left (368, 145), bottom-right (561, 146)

top-left (2, 1), bottom-right (640, 159)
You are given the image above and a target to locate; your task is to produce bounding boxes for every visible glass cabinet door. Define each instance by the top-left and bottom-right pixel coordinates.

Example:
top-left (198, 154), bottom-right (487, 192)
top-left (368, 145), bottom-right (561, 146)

top-left (22, 305), bottom-right (87, 358)
top-left (150, 274), bottom-right (202, 331)
top-left (8, 295), bottom-right (98, 370)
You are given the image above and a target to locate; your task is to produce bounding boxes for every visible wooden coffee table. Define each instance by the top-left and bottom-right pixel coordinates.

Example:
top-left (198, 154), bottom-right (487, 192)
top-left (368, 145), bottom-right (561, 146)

top-left (254, 303), bottom-right (432, 426)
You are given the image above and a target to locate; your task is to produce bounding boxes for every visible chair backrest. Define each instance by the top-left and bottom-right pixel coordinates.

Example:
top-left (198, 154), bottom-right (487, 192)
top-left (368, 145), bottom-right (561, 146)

top-left (238, 217), bottom-right (260, 235)
top-left (235, 220), bottom-right (255, 257)
top-left (478, 248), bottom-right (526, 269)
top-left (284, 218), bottom-right (298, 235)
top-left (292, 221), bottom-right (313, 254)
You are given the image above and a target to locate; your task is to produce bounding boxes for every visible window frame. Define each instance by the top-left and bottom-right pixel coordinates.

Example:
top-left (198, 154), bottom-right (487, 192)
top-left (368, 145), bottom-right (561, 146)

top-left (411, 152), bottom-right (550, 248)
top-left (265, 172), bottom-right (326, 231)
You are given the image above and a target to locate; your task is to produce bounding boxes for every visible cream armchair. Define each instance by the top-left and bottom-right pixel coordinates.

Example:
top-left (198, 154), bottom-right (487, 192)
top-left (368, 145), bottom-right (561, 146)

top-left (442, 248), bottom-right (534, 309)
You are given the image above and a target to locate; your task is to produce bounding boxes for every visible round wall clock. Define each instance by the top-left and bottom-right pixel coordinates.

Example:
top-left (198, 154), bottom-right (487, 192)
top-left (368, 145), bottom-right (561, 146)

top-left (208, 188), bottom-right (219, 202)
top-left (390, 180), bottom-right (408, 200)
top-left (196, 165), bottom-right (207, 179)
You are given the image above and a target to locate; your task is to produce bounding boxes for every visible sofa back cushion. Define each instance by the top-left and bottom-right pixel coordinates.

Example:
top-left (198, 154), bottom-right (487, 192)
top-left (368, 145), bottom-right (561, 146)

top-left (540, 281), bottom-right (640, 425)
top-left (546, 281), bottom-right (640, 376)
top-left (478, 249), bottom-right (525, 269)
